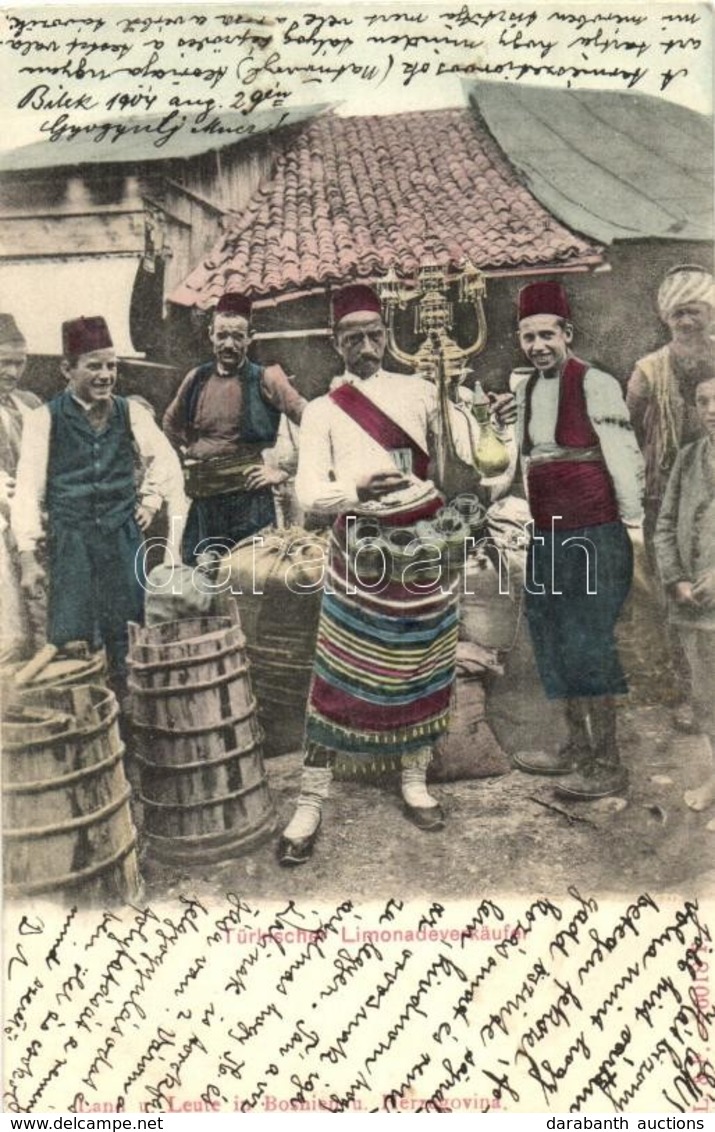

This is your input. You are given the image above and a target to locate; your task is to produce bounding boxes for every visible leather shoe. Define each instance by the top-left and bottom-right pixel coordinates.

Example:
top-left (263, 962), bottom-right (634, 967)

top-left (403, 801), bottom-right (445, 831)
top-left (554, 763), bottom-right (628, 802)
top-left (512, 745), bottom-right (583, 776)
top-left (277, 818), bottom-right (320, 867)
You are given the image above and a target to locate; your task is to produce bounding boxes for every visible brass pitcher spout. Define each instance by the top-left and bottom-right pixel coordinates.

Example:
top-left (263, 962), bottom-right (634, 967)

top-left (470, 382), bottom-right (510, 478)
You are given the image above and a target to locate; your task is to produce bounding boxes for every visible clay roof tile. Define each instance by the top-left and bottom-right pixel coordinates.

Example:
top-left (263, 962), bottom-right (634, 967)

top-left (172, 108), bottom-right (602, 301)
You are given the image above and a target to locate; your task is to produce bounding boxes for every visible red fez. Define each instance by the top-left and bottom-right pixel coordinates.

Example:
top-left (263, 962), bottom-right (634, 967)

top-left (215, 293), bottom-right (252, 319)
top-left (518, 281), bottom-right (571, 321)
top-left (62, 316), bottom-right (113, 357)
top-left (0, 313), bottom-right (26, 346)
top-left (331, 284), bottom-right (382, 326)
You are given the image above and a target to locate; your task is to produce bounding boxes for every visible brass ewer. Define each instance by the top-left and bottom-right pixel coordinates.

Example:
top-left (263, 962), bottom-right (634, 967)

top-left (377, 258), bottom-right (509, 494)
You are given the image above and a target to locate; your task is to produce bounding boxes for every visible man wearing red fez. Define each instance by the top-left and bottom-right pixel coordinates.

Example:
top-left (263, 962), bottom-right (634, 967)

top-left (511, 280), bottom-right (645, 800)
top-left (12, 316), bottom-right (187, 699)
top-left (163, 292), bottom-right (306, 563)
top-left (0, 313), bottom-right (42, 658)
top-left (278, 282), bottom-right (506, 865)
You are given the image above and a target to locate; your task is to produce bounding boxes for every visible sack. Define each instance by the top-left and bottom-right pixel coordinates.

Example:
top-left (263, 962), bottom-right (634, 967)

top-left (144, 563), bottom-right (216, 625)
top-left (429, 667), bottom-right (511, 782)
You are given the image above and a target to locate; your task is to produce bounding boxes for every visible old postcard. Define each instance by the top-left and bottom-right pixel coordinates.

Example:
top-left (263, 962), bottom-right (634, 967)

top-left (1, 0), bottom-right (713, 1115)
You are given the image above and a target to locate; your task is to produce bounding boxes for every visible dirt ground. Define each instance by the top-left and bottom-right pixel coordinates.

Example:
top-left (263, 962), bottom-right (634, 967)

top-left (138, 619), bottom-right (715, 904)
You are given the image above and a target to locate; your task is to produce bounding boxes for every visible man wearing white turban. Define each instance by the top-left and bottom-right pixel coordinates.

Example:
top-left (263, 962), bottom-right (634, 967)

top-left (627, 264), bottom-right (715, 544)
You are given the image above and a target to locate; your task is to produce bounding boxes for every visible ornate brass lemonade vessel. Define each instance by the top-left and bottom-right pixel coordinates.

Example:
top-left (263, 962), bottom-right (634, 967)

top-left (377, 258), bottom-right (509, 495)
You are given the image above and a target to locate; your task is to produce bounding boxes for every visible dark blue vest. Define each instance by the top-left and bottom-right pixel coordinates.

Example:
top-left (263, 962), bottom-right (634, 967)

top-left (47, 391), bottom-right (137, 532)
top-left (184, 359), bottom-right (282, 444)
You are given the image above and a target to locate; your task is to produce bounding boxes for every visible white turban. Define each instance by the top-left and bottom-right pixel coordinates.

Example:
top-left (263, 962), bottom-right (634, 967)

top-left (657, 264), bottom-right (715, 319)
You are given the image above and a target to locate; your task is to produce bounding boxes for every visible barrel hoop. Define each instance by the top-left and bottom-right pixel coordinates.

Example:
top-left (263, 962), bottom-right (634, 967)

top-left (127, 664), bottom-right (250, 697)
top-left (29, 658), bottom-right (106, 687)
top-left (134, 737), bottom-right (261, 774)
top-left (144, 811), bottom-right (275, 849)
top-left (2, 744), bottom-right (126, 795)
top-left (140, 777), bottom-right (268, 812)
top-left (130, 621), bottom-right (244, 658)
top-left (130, 699), bottom-right (260, 736)
top-left (3, 834), bottom-right (138, 897)
top-left (128, 637), bottom-right (244, 674)
top-left (3, 696), bottom-right (120, 752)
top-left (140, 616), bottom-right (237, 637)
top-left (1, 719), bottom-right (75, 746)
top-left (3, 784), bottom-right (132, 840)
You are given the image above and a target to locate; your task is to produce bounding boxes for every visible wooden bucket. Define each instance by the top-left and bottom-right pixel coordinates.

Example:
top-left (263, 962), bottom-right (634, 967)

top-left (25, 649), bottom-right (107, 689)
top-left (1, 645), bottom-right (106, 692)
top-left (2, 683), bottom-right (141, 904)
top-left (127, 602), bottom-right (276, 863)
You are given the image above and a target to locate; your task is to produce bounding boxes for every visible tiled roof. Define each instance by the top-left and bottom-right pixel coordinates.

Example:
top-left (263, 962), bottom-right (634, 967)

top-left (170, 108), bottom-right (602, 308)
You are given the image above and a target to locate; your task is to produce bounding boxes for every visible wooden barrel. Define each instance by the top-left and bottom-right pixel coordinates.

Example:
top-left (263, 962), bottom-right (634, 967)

top-left (127, 602), bottom-right (276, 863)
top-left (227, 528), bottom-right (329, 755)
top-left (2, 683), bottom-right (141, 904)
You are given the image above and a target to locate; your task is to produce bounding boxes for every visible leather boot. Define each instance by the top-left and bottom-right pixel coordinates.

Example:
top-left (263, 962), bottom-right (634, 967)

top-left (554, 696), bottom-right (628, 800)
top-left (513, 698), bottom-right (589, 776)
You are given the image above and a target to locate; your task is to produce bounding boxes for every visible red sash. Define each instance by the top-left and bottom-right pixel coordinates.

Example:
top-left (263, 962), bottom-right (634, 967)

top-left (329, 382), bottom-right (430, 480)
